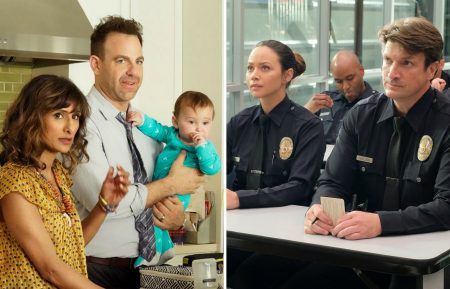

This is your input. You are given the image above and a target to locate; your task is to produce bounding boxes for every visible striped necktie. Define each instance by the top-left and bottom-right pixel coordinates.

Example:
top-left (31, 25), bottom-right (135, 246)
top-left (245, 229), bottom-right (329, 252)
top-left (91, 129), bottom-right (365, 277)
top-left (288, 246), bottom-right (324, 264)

top-left (116, 113), bottom-right (156, 261)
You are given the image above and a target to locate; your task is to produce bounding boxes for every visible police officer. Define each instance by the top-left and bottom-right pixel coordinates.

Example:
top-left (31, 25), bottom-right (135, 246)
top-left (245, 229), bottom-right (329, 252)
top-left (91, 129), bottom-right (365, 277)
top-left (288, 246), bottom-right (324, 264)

top-left (304, 50), bottom-right (378, 144)
top-left (226, 40), bottom-right (325, 289)
top-left (300, 17), bottom-right (450, 289)
top-left (227, 40), bottom-right (325, 209)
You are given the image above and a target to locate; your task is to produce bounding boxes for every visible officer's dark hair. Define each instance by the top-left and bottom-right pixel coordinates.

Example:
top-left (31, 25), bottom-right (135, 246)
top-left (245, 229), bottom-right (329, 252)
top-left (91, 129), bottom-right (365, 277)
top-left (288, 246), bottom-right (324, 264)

top-left (91, 15), bottom-right (143, 58)
top-left (378, 17), bottom-right (443, 69)
top-left (255, 40), bottom-right (306, 88)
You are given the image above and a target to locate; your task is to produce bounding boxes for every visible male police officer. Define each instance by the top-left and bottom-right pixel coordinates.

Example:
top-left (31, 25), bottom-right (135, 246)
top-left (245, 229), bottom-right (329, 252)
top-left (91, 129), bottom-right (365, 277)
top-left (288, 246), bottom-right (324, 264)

top-left (302, 17), bottom-right (450, 289)
top-left (304, 50), bottom-right (377, 144)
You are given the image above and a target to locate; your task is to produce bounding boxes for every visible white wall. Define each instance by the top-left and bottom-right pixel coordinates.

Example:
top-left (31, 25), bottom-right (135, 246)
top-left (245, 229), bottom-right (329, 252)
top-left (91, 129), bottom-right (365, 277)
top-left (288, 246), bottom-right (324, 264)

top-left (182, 0), bottom-right (224, 249)
top-left (73, 0), bottom-right (179, 125)
top-left (71, 0), bottom-right (131, 95)
top-left (130, 0), bottom-right (180, 125)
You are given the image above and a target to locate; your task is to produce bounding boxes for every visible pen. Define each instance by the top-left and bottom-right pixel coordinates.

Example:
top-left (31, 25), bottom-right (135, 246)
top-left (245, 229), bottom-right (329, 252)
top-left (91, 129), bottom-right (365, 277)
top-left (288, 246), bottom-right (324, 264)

top-left (311, 217), bottom-right (318, 225)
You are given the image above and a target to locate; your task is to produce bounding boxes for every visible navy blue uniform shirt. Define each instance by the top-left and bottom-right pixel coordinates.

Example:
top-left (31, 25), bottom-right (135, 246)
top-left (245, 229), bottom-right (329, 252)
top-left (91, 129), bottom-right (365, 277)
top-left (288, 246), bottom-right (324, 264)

top-left (227, 96), bottom-right (325, 208)
top-left (317, 81), bottom-right (378, 144)
top-left (313, 88), bottom-right (450, 235)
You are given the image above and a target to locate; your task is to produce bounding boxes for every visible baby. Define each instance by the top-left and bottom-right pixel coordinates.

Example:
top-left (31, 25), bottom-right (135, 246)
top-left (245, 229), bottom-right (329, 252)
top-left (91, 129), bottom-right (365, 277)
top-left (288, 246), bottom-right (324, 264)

top-left (128, 90), bottom-right (221, 267)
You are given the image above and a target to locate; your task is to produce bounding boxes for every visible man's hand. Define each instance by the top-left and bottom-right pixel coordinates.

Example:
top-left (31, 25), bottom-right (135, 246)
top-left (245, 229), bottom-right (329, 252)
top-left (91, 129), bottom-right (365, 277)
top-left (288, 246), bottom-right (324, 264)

top-left (152, 196), bottom-right (185, 230)
top-left (145, 151), bottom-right (204, 207)
top-left (431, 77), bottom-right (446, 92)
top-left (167, 150), bottom-right (204, 195)
top-left (331, 211), bottom-right (381, 240)
top-left (226, 189), bottom-right (239, 209)
top-left (304, 204), bottom-right (334, 235)
top-left (304, 93), bottom-right (334, 113)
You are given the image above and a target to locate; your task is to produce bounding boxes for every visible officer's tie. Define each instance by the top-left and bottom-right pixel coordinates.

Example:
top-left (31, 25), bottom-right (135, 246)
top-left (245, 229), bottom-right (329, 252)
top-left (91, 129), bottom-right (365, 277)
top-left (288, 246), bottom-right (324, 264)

top-left (116, 112), bottom-right (156, 262)
top-left (246, 113), bottom-right (269, 189)
top-left (383, 116), bottom-right (406, 210)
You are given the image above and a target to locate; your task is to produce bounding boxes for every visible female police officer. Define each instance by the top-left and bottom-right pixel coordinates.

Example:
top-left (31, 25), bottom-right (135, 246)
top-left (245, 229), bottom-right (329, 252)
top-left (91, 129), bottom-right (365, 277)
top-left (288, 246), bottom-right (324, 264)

top-left (226, 40), bottom-right (325, 289)
top-left (226, 40), bottom-right (325, 210)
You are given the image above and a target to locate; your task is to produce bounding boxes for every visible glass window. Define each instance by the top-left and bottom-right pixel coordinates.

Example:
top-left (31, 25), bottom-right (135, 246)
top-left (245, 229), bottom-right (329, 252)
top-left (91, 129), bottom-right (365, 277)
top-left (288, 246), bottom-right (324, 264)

top-left (243, 0), bottom-right (321, 76)
top-left (330, 1), bottom-right (356, 54)
top-left (228, 0), bottom-right (448, 119)
top-left (365, 73), bottom-right (383, 92)
top-left (361, 1), bottom-right (383, 69)
top-left (394, 0), bottom-right (433, 20)
top-left (226, 91), bottom-right (236, 122)
top-left (330, 1), bottom-right (384, 69)
top-left (227, 0), bottom-right (234, 84)
top-left (288, 81), bottom-right (325, 106)
top-left (444, 0), bottom-right (450, 61)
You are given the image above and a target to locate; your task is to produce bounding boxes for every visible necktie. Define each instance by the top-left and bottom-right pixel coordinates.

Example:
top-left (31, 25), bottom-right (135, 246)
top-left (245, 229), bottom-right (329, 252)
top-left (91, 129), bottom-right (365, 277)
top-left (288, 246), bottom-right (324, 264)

top-left (246, 113), bottom-right (269, 189)
top-left (116, 113), bottom-right (156, 261)
top-left (383, 117), bottom-right (405, 210)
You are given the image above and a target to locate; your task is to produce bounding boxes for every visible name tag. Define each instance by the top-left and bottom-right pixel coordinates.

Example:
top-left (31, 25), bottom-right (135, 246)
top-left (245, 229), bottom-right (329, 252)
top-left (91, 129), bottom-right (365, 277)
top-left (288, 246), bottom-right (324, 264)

top-left (319, 112), bottom-right (330, 117)
top-left (356, 155), bottom-right (373, 163)
top-left (250, 169), bottom-right (264, 175)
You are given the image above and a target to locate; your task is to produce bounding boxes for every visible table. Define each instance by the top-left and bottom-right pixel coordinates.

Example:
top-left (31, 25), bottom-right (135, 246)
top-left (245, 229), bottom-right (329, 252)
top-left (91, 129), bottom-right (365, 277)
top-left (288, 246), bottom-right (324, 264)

top-left (227, 205), bottom-right (450, 289)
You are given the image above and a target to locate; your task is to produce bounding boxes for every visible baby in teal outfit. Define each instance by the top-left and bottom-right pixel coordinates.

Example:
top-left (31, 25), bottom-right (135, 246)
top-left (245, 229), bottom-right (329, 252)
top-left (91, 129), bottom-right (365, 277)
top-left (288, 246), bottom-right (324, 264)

top-left (128, 91), bottom-right (221, 267)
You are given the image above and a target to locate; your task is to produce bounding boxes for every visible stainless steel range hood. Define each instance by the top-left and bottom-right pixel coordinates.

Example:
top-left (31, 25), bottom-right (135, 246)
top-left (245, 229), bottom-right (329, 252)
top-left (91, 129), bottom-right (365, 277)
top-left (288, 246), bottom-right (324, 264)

top-left (0, 0), bottom-right (93, 66)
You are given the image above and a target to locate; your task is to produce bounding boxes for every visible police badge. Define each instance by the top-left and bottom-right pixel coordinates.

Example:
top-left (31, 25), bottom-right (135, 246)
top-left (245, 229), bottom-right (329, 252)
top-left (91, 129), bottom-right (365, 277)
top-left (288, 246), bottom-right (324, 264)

top-left (279, 137), bottom-right (293, 160)
top-left (417, 135), bottom-right (433, 162)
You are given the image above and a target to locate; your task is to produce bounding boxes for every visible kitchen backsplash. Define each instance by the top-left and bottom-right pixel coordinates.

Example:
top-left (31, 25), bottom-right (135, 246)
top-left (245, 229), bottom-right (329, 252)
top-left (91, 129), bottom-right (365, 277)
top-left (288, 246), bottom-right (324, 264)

top-left (0, 64), bottom-right (32, 130)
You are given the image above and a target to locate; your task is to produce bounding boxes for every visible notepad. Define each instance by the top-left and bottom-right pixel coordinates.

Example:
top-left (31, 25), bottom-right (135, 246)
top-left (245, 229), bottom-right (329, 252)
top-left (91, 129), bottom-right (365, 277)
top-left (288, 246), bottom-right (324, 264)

top-left (321, 197), bottom-right (345, 226)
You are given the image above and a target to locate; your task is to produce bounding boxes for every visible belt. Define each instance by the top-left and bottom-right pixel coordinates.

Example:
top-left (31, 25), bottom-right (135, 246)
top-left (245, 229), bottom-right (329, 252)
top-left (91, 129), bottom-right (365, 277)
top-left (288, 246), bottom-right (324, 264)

top-left (86, 256), bottom-right (136, 269)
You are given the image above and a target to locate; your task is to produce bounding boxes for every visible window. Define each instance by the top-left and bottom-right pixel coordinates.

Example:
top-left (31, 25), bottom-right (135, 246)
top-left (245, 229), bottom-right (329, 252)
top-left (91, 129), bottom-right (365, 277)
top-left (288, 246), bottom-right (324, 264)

top-left (227, 0), bottom-right (448, 120)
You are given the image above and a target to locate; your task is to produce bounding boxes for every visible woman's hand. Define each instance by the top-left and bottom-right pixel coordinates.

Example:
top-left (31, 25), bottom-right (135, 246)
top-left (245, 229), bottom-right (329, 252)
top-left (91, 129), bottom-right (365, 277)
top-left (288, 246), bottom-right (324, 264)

top-left (226, 189), bottom-right (240, 209)
top-left (100, 165), bottom-right (130, 206)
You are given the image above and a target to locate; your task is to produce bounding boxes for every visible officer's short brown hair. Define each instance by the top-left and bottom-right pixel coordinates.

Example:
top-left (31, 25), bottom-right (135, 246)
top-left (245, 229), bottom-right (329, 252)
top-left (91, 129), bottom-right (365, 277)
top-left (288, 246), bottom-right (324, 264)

top-left (378, 17), bottom-right (443, 68)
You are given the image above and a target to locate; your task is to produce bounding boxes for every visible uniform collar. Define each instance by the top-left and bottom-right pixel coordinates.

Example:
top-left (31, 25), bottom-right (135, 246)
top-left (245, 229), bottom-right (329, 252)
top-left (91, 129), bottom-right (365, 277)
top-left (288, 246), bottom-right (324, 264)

top-left (377, 87), bottom-right (435, 133)
top-left (89, 86), bottom-right (134, 121)
top-left (252, 96), bottom-right (291, 127)
top-left (360, 82), bottom-right (377, 99)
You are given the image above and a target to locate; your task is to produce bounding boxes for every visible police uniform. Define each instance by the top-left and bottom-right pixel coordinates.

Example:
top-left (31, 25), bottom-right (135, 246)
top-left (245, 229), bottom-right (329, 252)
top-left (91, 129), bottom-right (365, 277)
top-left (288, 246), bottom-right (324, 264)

top-left (314, 88), bottom-right (450, 235)
top-left (227, 96), bottom-right (325, 208)
top-left (317, 81), bottom-right (378, 144)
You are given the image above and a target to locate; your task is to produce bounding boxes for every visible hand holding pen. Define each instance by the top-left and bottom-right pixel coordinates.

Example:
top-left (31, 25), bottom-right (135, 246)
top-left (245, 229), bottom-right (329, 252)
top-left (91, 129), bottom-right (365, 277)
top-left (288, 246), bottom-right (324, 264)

top-left (305, 194), bottom-right (358, 236)
top-left (304, 204), bottom-right (334, 235)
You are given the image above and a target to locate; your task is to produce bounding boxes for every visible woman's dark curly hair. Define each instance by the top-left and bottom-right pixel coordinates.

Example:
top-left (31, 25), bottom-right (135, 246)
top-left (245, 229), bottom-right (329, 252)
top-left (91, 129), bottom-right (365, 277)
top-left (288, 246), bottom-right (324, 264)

top-left (0, 74), bottom-right (90, 173)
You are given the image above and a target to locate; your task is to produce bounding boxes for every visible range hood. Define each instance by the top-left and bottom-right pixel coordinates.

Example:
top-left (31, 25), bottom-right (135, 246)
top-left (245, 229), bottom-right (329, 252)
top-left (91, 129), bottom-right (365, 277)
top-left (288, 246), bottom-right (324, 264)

top-left (0, 0), bottom-right (93, 66)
